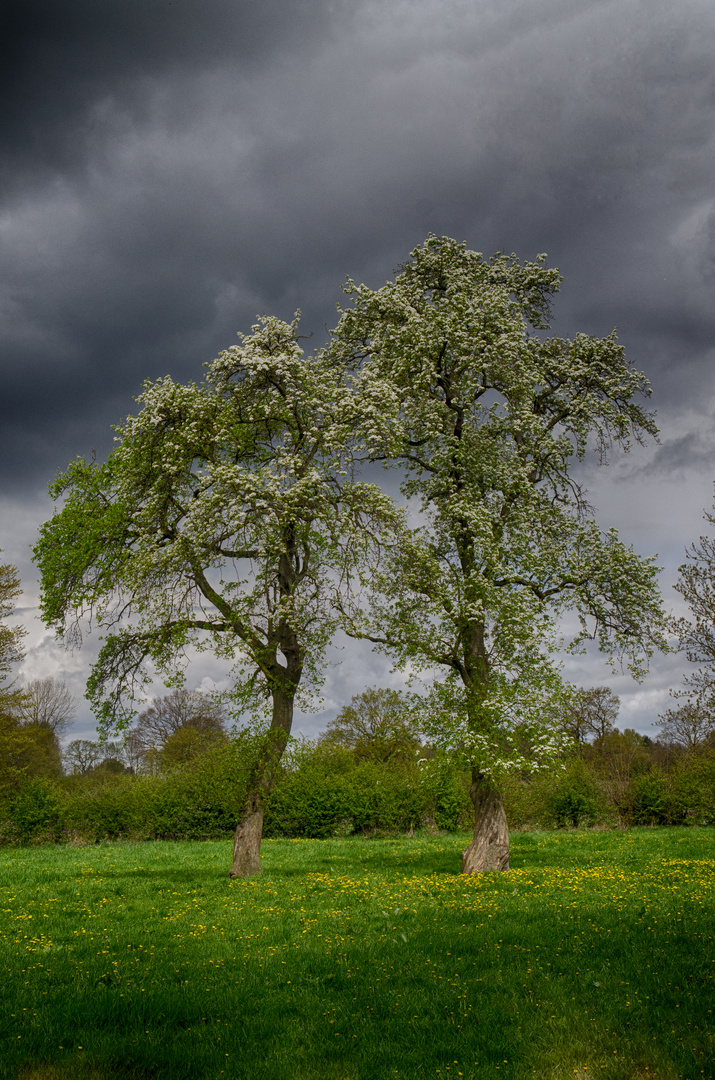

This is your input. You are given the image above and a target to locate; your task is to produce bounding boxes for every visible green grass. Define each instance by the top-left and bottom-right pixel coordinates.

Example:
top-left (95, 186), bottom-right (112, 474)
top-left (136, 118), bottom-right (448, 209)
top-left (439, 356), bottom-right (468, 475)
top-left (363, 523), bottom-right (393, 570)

top-left (0, 829), bottom-right (713, 1080)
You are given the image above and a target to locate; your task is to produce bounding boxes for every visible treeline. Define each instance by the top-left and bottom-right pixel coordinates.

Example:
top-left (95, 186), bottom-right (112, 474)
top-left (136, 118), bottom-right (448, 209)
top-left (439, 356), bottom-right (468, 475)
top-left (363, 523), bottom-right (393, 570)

top-left (1, 687), bottom-right (713, 846)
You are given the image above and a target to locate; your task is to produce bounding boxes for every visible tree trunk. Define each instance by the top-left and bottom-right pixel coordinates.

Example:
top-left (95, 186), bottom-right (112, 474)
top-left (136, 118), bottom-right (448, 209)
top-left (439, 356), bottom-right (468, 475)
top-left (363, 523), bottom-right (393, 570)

top-left (461, 769), bottom-right (510, 873)
top-left (228, 679), bottom-right (294, 878)
top-left (229, 798), bottom-right (264, 878)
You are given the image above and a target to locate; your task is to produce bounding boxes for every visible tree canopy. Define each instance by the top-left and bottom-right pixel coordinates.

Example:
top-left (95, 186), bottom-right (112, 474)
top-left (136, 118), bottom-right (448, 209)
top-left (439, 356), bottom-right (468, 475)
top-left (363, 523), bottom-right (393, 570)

top-left (34, 236), bottom-right (668, 875)
top-left (331, 235), bottom-right (667, 869)
top-left (127, 688), bottom-right (227, 771)
top-left (318, 687), bottom-right (422, 764)
top-left (559, 686), bottom-right (620, 744)
top-left (17, 677), bottom-right (77, 738)
top-left (34, 314), bottom-right (396, 875)
top-left (0, 557), bottom-right (64, 793)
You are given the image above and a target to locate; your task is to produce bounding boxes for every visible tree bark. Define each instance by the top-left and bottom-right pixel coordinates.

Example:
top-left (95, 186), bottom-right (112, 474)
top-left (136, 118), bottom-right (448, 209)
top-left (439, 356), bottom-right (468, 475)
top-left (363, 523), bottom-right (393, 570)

top-left (228, 674), bottom-right (295, 878)
top-left (228, 536), bottom-right (304, 878)
top-left (229, 799), bottom-right (264, 878)
top-left (461, 769), bottom-right (510, 873)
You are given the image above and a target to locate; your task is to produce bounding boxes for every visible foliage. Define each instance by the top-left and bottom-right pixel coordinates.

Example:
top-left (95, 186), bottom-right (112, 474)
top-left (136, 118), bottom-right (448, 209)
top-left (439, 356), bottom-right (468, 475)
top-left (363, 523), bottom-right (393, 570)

top-left (332, 235), bottom-right (667, 782)
top-left (317, 686), bottom-right (422, 764)
top-left (414, 752), bottom-right (473, 830)
top-left (0, 556), bottom-right (28, 791)
top-left (671, 748), bottom-right (715, 824)
top-left (42, 739), bottom-right (252, 843)
top-left (547, 758), bottom-right (613, 828)
top-left (157, 724), bottom-right (226, 768)
top-left (629, 769), bottom-right (675, 826)
top-left (0, 716), bottom-right (62, 800)
top-left (6, 718), bottom-right (715, 844)
top-left (656, 697), bottom-right (715, 749)
top-left (62, 738), bottom-right (126, 776)
top-left (265, 755), bottom-right (425, 838)
top-left (6, 777), bottom-right (62, 841)
top-left (664, 495), bottom-right (715, 745)
top-left (34, 315), bottom-right (400, 872)
top-left (0, 555), bottom-right (25, 702)
top-left (127, 688), bottom-right (227, 772)
top-left (0, 650), bottom-right (69, 798)
top-left (583, 728), bottom-right (655, 820)
top-left (34, 316), bottom-right (395, 734)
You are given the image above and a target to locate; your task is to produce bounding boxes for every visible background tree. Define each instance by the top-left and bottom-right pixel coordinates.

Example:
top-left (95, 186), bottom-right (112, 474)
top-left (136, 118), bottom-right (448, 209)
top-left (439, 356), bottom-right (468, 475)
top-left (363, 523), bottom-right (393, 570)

top-left (0, 557), bottom-right (53, 797)
top-left (62, 739), bottom-right (128, 776)
top-left (3, 675), bottom-right (74, 788)
top-left (18, 677), bottom-right (77, 739)
top-left (584, 728), bottom-right (654, 817)
top-left (34, 316), bottom-right (395, 876)
top-left (656, 699), bottom-right (715, 750)
top-left (332, 235), bottom-right (667, 873)
top-left (559, 686), bottom-right (620, 744)
top-left (0, 555), bottom-right (26, 715)
top-left (665, 496), bottom-right (715, 743)
top-left (128, 688), bottom-right (227, 771)
top-left (0, 716), bottom-right (62, 796)
top-left (62, 739), bottom-right (104, 775)
top-left (318, 687), bottom-right (422, 764)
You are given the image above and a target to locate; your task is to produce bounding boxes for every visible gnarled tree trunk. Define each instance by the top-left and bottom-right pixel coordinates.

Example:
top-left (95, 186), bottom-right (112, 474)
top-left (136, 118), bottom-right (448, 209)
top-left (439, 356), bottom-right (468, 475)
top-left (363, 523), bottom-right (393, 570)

top-left (461, 768), bottom-right (510, 874)
top-left (229, 799), bottom-right (265, 878)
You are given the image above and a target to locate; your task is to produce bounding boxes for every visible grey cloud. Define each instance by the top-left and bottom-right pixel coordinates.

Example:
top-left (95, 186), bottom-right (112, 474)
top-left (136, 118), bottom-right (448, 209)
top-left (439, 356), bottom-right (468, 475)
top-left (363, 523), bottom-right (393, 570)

top-left (638, 431), bottom-right (715, 480)
top-left (0, 0), bottom-right (336, 190)
top-left (3, 0), bottom-right (714, 483)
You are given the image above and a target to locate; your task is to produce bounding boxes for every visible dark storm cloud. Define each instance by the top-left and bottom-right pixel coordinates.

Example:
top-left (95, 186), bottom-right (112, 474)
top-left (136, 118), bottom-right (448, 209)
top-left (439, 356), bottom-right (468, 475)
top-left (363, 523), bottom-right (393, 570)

top-left (3, 0), bottom-right (715, 497)
top-left (0, 0), bottom-right (334, 188)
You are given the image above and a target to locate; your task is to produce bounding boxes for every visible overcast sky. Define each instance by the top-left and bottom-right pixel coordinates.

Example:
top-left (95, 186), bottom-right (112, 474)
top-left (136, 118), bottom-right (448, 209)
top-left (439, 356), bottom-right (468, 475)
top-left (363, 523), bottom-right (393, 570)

top-left (3, 0), bottom-right (715, 742)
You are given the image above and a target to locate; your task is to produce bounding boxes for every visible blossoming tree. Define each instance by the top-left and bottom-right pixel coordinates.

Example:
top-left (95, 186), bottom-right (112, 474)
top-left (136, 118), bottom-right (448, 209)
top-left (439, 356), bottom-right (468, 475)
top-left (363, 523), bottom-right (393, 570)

top-left (331, 235), bottom-right (667, 872)
top-left (34, 316), bottom-right (396, 876)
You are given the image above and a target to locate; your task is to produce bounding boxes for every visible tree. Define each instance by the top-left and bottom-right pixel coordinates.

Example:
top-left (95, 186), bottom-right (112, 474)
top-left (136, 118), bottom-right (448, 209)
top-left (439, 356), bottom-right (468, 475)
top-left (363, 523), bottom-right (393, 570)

top-left (665, 496), bottom-right (715, 744)
top-left (332, 235), bottom-right (667, 872)
top-left (128, 688), bottom-right (227, 770)
top-left (158, 724), bottom-right (226, 768)
top-left (656, 699), bottom-right (715, 750)
top-left (34, 315), bottom-right (395, 876)
top-left (318, 687), bottom-right (422, 764)
top-left (62, 739), bottom-right (103, 775)
top-left (586, 728), bottom-right (654, 816)
top-left (18, 677), bottom-right (77, 738)
top-left (62, 738), bottom-right (127, 776)
top-left (0, 556), bottom-right (46, 797)
top-left (559, 686), bottom-right (619, 744)
top-left (0, 716), bottom-right (62, 796)
top-left (0, 555), bottom-right (26, 714)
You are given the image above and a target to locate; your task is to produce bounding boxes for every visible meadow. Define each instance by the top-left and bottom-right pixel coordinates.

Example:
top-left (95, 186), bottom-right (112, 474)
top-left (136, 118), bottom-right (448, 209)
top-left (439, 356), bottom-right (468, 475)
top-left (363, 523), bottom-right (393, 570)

top-left (0, 829), bottom-right (712, 1080)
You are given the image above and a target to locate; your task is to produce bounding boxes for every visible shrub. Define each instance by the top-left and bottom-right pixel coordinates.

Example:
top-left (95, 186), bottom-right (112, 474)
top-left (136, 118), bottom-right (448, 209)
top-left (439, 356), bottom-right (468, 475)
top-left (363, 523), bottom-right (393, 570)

top-left (416, 757), bottom-right (471, 831)
top-left (671, 750), bottom-right (715, 825)
top-left (264, 755), bottom-right (424, 838)
top-left (9, 778), bottom-right (62, 841)
top-left (546, 759), bottom-right (612, 828)
top-left (630, 770), bottom-right (676, 826)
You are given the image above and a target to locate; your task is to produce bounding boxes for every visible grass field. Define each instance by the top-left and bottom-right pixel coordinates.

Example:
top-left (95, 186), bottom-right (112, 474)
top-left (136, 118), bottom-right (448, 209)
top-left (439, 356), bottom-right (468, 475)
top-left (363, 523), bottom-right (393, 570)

top-left (0, 828), bottom-right (712, 1080)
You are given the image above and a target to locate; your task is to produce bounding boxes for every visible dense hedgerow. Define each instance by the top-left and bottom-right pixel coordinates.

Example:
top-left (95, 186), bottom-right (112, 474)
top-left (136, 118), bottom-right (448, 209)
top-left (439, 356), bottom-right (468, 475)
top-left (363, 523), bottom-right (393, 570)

top-left (0, 739), bottom-right (473, 844)
top-left (1, 735), bottom-right (714, 845)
